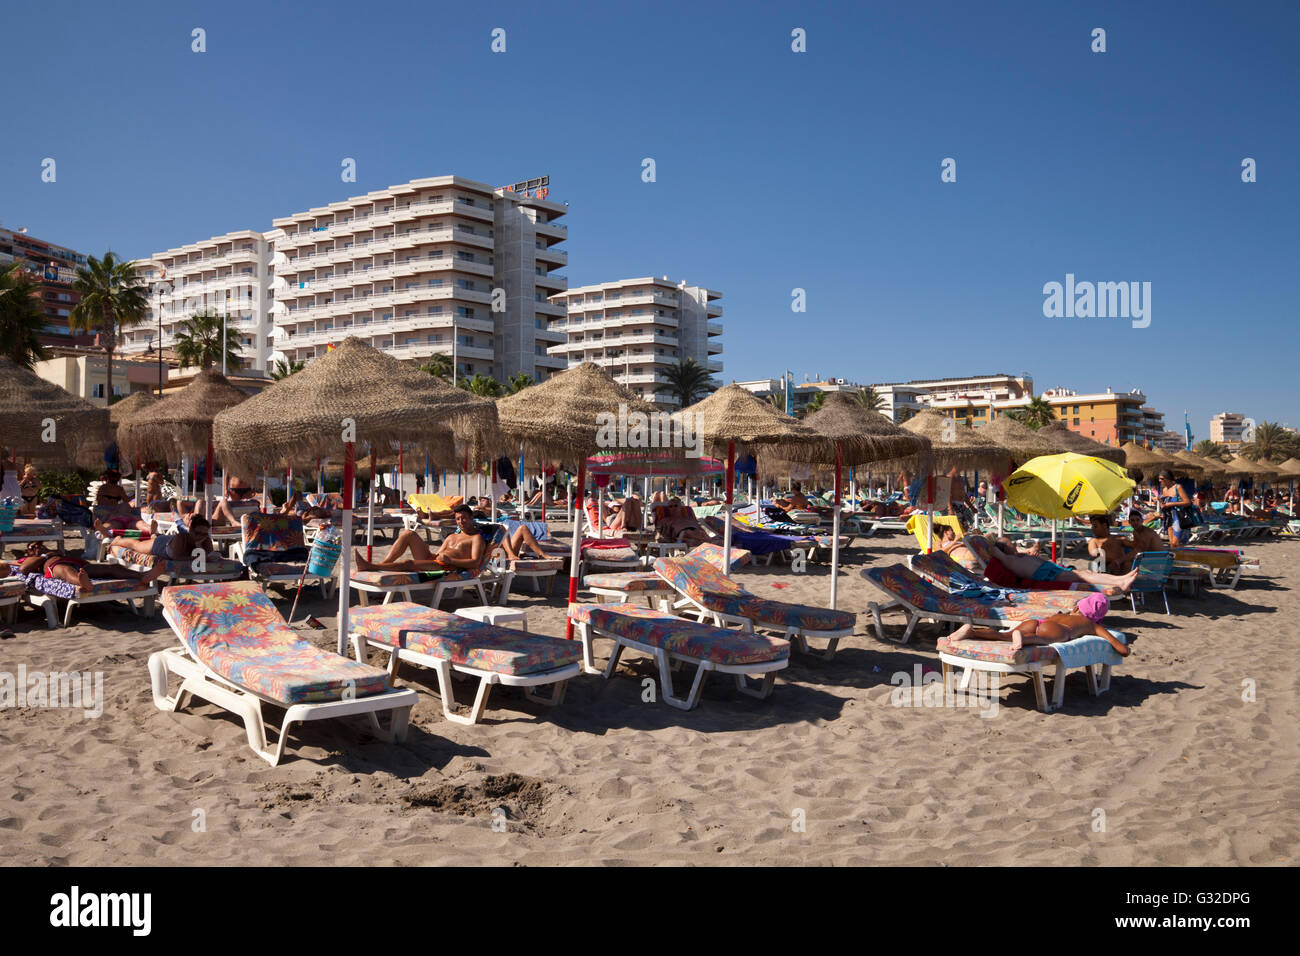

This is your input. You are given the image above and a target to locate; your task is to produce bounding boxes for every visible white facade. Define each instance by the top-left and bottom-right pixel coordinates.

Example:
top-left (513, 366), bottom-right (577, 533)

top-left (125, 230), bottom-right (273, 371)
top-left (549, 276), bottom-right (722, 407)
top-left (268, 176), bottom-right (568, 381)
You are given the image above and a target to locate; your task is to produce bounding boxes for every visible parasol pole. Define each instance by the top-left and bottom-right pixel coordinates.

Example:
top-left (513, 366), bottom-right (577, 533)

top-left (204, 436), bottom-right (215, 520)
top-left (564, 458), bottom-right (587, 643)
top-left (316, 458), bottom-right (322, 496)
top-left (336, 440), bottom-right (355, 655)
top-left (261, 468), bottom-right (268, 511)
top-left (597, 480), bottom-right (604, 539)
top-left (1051, 518), bottom-right (1058, 562)
top-left (366, 449), bottom-right (376, 561)
top-left (830, 443), bottom-right (843, 608)
top-left (722, 441), bottom-right (735, 577)
top-left (541, 462), bottom-right (547, 522)
top-left (490, 458), bottom-right (497, 523)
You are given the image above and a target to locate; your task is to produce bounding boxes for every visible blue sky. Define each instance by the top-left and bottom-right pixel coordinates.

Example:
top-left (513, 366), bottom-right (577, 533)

top-left (2, 0), bottom-right (1295, 440)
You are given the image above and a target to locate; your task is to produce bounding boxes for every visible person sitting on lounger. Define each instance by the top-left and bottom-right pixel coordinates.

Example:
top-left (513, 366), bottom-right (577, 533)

top-left (782, 482), bottom-right (811, 512)
top-left (94, 499), bottom-right (154, 537)
top-left (95, 469), bottom-right (129, 509)
top-left (281, 489), bottom-right (331, 519)
top-left (983, 539), bottom-right (1140, 592)
top-left (496, 522), bottom-right (551, 561)
top-left (948, 592), bottom-right (1130, 656)
top-left (608, 494), bottom-right (643, 533)
top-left (655, 497), bottom-right (717, 548)
top-left (206, 477), bottom-right (260, 527)
top-left (1087, 515), bottom-right (1129, 570)
top-left (353, 504), bottom-right (484, 576)
top-left (1126, 508), bottom-right (1166, 564)
top-left (19, 542), bottom-right (165, 588)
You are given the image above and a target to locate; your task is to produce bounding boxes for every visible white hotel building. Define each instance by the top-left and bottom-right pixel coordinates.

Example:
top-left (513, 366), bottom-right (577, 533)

top-left (125, 176), bottom-right (570, 381)
top-left (270, 176), bottom-right (568, 380)
top-left (124, 230), bottom-right (274, 370)
top-left (548, 277), bottom-right (722, 407)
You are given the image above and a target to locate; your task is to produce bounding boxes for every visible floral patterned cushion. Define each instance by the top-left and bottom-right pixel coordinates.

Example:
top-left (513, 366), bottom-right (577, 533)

top-left (864, 565), bottom-right (1036, 623)
top-left (161, 581), bottom-right (389, 704)
top-left (567, 602), bottom-right (789, 666)
top-left (910, 551), bottom-right (1087, 613)
top-left (962, 535), bottom-right (995, 569)
top-left (936, 635), bottom-right (1058, 665)
top-left (4, 520), bottom-right (60, 538)
top-left (688, 542), bottom-right (752, 571)
top-left (584, 571), bottom-right (672, 592)
top-left (583, 547), bottom-right (638, 563)
top-left (349, 602), bottom-right (580, 675)
top-left (350, 568), bottom-right (460, 587)
top-left (240, 514), bottom-right (305, 552)
top-left (656, 553), bottom-right (856, 632)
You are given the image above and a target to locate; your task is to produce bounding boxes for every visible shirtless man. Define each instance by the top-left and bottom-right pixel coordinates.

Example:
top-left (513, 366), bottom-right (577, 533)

top-left (1086, 515), bottom-right (1128, 570)
top-left (109, 515), bottom-right (214, 564)
top-left (206, 478), bottom-right (260, 527)
top-left (1127, 507), bottom-right (1166, 561)
top-left (354, 504), bottom-right (484, 575)
top-left (983, 538), bottom-right (1140, 592)
top-left (19, 542), bottom-right (165, 589)
top-left (949, 592), bottom-right (1130, 656)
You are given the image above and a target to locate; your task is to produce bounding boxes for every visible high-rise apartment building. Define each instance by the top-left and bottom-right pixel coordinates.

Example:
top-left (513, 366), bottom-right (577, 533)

top-left (124, 231), bottom-right (273, 371)
top-left (1209, 412), bottom-right (1246, 448)
top-left (268, 176), bottom-right (568, 381)
top-left (549, 277), bottom-right (722, 407)
top-left (0, 226), bottom-right (91, 347)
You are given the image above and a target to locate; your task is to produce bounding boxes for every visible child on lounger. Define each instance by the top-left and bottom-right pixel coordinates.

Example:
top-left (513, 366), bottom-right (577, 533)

top-left (948, 592), bottom-right (1130, 656)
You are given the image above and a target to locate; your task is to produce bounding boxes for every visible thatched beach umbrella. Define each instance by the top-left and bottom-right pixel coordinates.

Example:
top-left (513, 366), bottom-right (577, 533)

top-left (214, 337), bottom-right (499, 653)
top-left (0, 357), bottom-right (111, 468)
top-left (107, 390), bottom-right (157, 428)
top-left (769, 393), bottom-right (930, 607)
top-left (981, 416), bottom-right (1068, 465)
top-left (899, 409), bottom-right (1012, 472)
top-left (1121, 441), bottom-right (1175, 480)
top-left (495, 362), bottom-right (658, 643)
top-left (1166, 450), bottom-right (1205, 479)
top-left (1035, 422), bottom-right (1126, 465)
top-left (1275, 457), bottom-right (1300, 477)
top-left (677, 384), bottom-right (823, 587)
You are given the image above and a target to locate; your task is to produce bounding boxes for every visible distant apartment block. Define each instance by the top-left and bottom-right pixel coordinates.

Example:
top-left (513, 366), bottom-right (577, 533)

top-left (1209, 412), bottom-right (1246, 449)
top-left (736, 377), bottom-right (862, 416)
top-left (1157, 430), bottom-right (1187, 453)
top-left (0, 225), bottom-right (92, 348)
top-left (1140, 406), bottom-right (1166, 447)
top-left (549, 276), bottom-right (722, 407)
top-left (124, 231), bottom-right (273, 371)
top-left (269, 176), bottom-right (568, 381)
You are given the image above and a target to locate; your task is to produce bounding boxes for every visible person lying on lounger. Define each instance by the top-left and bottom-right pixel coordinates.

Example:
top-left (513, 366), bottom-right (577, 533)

top-left (948, 592), bottom-right (1130, 656)
top-left (19, 542), bottom-right (165, 588)
top-left (496, 522), bottom-right (551, 561)
top-left (280, 489), bottom-right (331, 519)
top-left (353, 504), bottom-right (484, 575)
top-left (108, 515), bottom-right (215, 564)
top-left (94, 499), bottom-right (154, 537)
top-left (983, 539), bottom-right (1140, 592)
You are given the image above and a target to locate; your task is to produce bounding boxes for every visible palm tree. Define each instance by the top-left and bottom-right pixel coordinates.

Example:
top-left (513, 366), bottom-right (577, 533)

top-left (765, 393), bottom-right (786, 413)
top-left (506, 372), bottom-right (533, 394)
top-left (69, 251), bottom-right (148, 401)
top-left (459, 373), bottom-right (503, 397)
top-left (270, 358), bottom-right (305, 380)
top-left (1192, 439), bottom-right (1224, 459)
top-left (852, 385), bottom-right (886, 413)
top-left (797, 391), bottom-right (826, 419)
top-left (173, 309), bottom-right (243, 371)
top-left (0, 263), bottom-right (51, 369)
top-left (1240, 421), bottom-right (1300, 463)
top-left (1011, 395), bottom-right (1056, 430)
top-left (417, 352), bottom-right (454, 381)
top-left (663, 358), bottom-right (718, 408)
top-left (896, 407), bottom-right (916, 424)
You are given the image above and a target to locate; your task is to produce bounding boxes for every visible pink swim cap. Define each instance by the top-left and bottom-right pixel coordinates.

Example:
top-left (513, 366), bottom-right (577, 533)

top-left (1078, 591), bottom-right (1109, 623)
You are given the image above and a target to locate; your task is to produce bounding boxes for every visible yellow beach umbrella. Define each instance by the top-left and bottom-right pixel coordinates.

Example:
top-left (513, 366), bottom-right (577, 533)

top-left (1005, 452), bottom-right (1136, 519)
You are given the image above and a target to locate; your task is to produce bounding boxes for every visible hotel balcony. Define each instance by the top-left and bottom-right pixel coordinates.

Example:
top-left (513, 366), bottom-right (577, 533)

top-left (707, 321), bottom-right (723, 335)
top-left (533, 272), bottom-right (567, 291)
top-left (534, 247), bottom-right (568, 267)
top-left (534, 220), bottom-right (568, 240)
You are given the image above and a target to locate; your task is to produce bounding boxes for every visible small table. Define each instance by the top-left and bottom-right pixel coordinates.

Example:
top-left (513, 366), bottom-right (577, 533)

top-left (456, 605), bottom-right (529, 632)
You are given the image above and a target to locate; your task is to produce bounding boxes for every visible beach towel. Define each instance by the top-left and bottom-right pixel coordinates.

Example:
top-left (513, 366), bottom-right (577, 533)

top-left (1050, 631), bottom-right (1127, 670)
top-left (499, 517), bottom-right (548, 541)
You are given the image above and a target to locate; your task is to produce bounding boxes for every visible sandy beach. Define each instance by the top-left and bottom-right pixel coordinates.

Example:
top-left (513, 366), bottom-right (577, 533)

top-left (1, 528), bottom-right (1296, 867)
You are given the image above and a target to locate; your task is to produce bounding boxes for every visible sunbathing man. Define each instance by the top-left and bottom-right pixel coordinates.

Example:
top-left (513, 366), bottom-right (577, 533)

top-left (109, 515), bottom-right (214, 564)
top-left (19, 542), bottom-right (166, 588)
top-left (1086, 515), bottom-right (1129, 571)
top-left (983, 539), bottom-right (1140, 592)
top-left (948, 592), bottom-right (1130, 656)
top-left (1126, 507), bottom-right (1166, 564)
top-left (783, 482), bottom-right (811, 512)
top-left (205, 477), bottom-right (260, 527)
top-left (353, 504), bottom-right (484, 576)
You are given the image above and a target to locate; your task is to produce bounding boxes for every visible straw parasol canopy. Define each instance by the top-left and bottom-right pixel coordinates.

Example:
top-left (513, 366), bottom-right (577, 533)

top-left (1121, 441), bottom-right (1176, 479)
top-left (1163, 450), bottom-right (1204, 478)
top-left (0, 356), bottom-right (112, 466)
top-left (896, 409), bottom-right (1011, 471)
top-left (107, 390), bottom-right (158, 428)
top-left (1274, 457), bottom-right (1300, 478)
top-left (213, 337), bottom-right (497, 475)
top-left (1035, 422), bottom-right (1126, 464)
top-left (1186, 453), bottom-right (1229, 480)
top-left (118, 368), bottom-right (251, 462)
top-left (776, 392), bottom-right (931, 467)
top-left (677, 384), bottom-right (823, 458)
top-left (495, 362), bottom-right (660, 462)
top-left (980, 415), bottom-right (1069, 466)
top-left (1226, 455), bottom-right (1279, 481)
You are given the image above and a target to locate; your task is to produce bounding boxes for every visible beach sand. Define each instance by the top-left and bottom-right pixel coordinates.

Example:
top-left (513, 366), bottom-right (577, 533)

top-left (1, 530), bottom-right (1296, 866)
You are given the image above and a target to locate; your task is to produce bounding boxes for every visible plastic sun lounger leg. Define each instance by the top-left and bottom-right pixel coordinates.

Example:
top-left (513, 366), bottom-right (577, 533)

top-left (1050, 661), bottom-right (1067, 711)
top-left (524, 678), bottom-right (568, 707)
top-left (899, 611), bottom-right (921, 645)
top-left (735, 671), bottom-right (777, 699)
top-left (575, 621), bottom-right (602, 676)
top-left (656, 647), bottom-right (708, 710)
top-left (602, 636), bottom-right (626, 680)
top-left (1085, 663), bottom-right (1101, 696)
top-left (1029, 668), bottom-right (1051, 713)
top-left (29, 594), bottom-right (58, 629)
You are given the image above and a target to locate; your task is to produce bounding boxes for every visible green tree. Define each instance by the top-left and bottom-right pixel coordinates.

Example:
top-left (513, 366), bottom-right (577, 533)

top-left (69, 251), bottom-right (148, 401)
top-left (852, 385), bottom-right (885, 413)
top-left (459, 373), bottom-right (503, 397)
top-left (1240, 421), bottom-right (1300, 463)
top-left (506, 372), bottom-right (534, 394)
top-left (663, 358), bottom-right (717, 408)
top-left (417, 352), bottom-right (454, 381)
top-left (173, 309), bottom-right (243, 371)
top-left (797, 391), bottom-right (826, 419)
top-left (0, 263), bottom-right (51, 369)
top-left (271, 358), bottom-right (305, 380)
top-left (1010, 395), bottom-right (1056, 430)
top-left (896, 407), bottom-right (916, 424)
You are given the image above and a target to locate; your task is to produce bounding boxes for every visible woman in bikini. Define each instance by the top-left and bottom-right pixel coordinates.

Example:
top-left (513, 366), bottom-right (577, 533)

top-left (18, 464), bottom-right (40, 516)
top-left (19, 542), bottom-right (166, 588)
top-left (948, 592), bottom-right (1130, 656)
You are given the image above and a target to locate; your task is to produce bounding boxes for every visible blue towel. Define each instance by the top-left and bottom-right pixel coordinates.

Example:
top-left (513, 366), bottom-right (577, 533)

top-left (946, 571), bottom-right (1018, 603)
top-left (498, 517), bottom-right (548, 541)
top-left (1051, 630), bottom-right (1127, 669)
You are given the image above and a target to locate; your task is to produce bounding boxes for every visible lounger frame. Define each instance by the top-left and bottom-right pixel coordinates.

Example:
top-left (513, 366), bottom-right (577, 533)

top-left (938, 651), bottom-right (1114, 714)
top-left (152, 608), bottom-right (417, 766)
